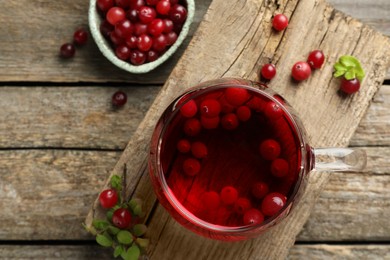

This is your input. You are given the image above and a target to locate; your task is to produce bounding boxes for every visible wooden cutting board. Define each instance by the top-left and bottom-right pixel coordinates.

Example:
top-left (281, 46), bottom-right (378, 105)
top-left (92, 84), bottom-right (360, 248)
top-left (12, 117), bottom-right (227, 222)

top-left (86, 0), bottom-right (390, 259)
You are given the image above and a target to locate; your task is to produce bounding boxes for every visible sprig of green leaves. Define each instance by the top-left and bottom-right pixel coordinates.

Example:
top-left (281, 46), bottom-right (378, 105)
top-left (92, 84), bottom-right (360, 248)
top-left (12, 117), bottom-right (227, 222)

top-left (333, 55), bottom-right (365, 82)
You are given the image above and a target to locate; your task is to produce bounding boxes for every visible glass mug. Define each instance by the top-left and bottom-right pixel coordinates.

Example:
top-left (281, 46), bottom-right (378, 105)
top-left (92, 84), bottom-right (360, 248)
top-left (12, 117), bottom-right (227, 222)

top-left (148, 78), bottom-right (366, 241)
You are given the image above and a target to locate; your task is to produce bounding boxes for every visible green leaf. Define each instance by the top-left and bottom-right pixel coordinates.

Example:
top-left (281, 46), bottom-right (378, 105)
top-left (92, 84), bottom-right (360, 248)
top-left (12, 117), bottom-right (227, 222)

top-left (133, 224), bottom-right (147, 237)
top-left (117, 230), bottom-right (134, 245)
top-left (114, 245), bottom-right (124, 258)
top-left (96, 233), bottom-right (113, 247)
top-left (107, 225), bottom-right (121, 235)
top-left (128, 198), bottom-right (142, 211)
top-left (121, 245), bottom-right (140, 260)
top-left (92, 220), bottom-right (110, 231)
top-left (333, 70), bottom-right (345, 78)
top-left (333, 62), bottom-right (346, 71)
top-left (136, 238), bottom-right (150, 249)
top-left (111, 175), bottom-right (122, 191)
top-left (132, 204), bottom-right (143, 217)
top-left (339, 55), bottom-right (359, 68)
top-left (344, 69), bottom-right (356, 80)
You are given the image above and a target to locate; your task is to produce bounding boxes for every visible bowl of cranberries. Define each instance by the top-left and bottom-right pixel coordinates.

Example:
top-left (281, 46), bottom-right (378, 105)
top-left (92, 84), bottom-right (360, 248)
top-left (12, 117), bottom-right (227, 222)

top-left (89, 0), bottom-right (195, 73)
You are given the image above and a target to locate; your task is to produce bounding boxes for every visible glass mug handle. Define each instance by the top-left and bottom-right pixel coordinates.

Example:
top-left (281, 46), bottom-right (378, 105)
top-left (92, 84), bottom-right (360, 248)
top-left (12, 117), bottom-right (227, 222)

top-left (312, 147), bottom-right (367, 172)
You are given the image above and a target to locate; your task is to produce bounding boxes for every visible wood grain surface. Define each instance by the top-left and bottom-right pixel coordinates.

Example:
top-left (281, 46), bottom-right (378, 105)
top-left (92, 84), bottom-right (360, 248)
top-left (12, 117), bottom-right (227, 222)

top-left (82, 0), bottom-right (390, 259)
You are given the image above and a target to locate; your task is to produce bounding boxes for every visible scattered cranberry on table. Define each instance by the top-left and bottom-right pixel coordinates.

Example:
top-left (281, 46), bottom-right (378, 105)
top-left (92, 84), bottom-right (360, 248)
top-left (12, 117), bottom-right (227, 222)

top-left (260, 63), bottom-right (277, 80)
top-left (307, 50), bottom-right (325, 69)
top-left (340, 78), bottom-right (360, 94)
top-left (59, 43), bottom-right (76, 58)
top-left (112, 90), bottom-right (128, 107)
top-left (272, 14), bottom-right (288, 31)
top-left (291, 61), bottom-right (312, 81)
top-left (73, 28), bottom-right (89, 45)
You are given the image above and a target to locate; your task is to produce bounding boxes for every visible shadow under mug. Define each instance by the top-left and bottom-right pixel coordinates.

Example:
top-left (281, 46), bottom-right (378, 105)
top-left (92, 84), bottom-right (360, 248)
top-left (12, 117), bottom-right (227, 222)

top-left (148, 78), bottom-right (366, 241)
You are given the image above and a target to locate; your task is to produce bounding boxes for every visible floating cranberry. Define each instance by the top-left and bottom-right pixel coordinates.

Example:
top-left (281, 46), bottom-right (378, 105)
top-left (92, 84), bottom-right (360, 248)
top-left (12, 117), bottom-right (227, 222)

top-left (177, 139), bottom-right (191, 153)
top-left (243, 209), bottom-right (264, 225)
top-left (112, 90), bottom-right (127, 107)
top-left (202, 191), bottom-right (220, 210)
top-left (183, 118), bottom-right (202, 136)
top-left (272, 14), bottom-right (288, 31)
top-left (130, 50), bottom-right (146, 65)
top-left (183, 158), bottom-right (201, 176)
top-left (200, 99), bottom-right (221, 118)
top-left (340, 78), bottom-right (360, 94)
top-left (259, 139), bottom-right (281, 160)
top-left (264, 101), bottom-right (283, 120)
top-left (224, 88), bottom-right (249, 107)
top-left (251, 182), bottom-right (269, 199)
top-left (191, 141), bottom-right (208, 159)
top-left (180, 99), bottom-right (198, 118)
top-left (169, 4), bottom-right (187, 24)
top-left (271, 158), bottom-right (289, 178)
top-left (246, 96), bottom-right (265, 112)
top-left (59, 43), bottom-right (75, 58)
top-left (307, 50), bottom-right (325, 69)
top-left (221, 113), bottom-right (239, 130)
top-left (234, 198), bottom-right (251, 215)
top-left (112, 208), bottom-right (132, 228)
top-left (261, 192), bottom-right (287, 217)
top-left (291, 61), bottom-right (312, 81)
top-left (236, 105), bottom-right (251, 122)
top-left (200, 116), bottom-right (220, 129)
top-left (156, 0), bottom-right (171, 15)
top-left (99, 188), bottom-right (118, 209)
top-left (106, 7), bottom-right (126, 25)
top-left (260, 63), bottom-right (276, 80)
top-left (220, 186), bottom-right (238, 205)
top-left (73, 28), bottom-right (88, 46)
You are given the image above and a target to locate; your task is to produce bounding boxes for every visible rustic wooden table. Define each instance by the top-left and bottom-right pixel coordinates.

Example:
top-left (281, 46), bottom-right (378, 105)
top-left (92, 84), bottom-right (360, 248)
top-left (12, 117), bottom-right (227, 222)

top-left (0, 0), bottom-right (389, 259)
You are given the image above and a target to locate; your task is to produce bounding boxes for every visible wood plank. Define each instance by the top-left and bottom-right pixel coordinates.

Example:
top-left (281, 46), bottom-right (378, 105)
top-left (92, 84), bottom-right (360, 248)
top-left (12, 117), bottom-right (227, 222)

top-left (84, 0), bottom-right (390, 259)
top-left (1, 244), bottom-right (389, 259)
top-left (0, 0), bottom-right (212, 83)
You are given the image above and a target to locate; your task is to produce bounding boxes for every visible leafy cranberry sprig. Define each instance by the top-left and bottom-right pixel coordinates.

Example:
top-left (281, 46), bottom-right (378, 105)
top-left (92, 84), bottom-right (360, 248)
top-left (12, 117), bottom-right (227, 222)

top-left (89, 167), bottom-right (149, 260)
top-left (333, 55), bottom-right (365, 94)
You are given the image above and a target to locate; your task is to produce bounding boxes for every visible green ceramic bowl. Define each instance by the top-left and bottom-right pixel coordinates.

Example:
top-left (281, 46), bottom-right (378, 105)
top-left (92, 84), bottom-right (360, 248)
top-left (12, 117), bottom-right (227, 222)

top-left (88, 0), bottom-right (195, 74)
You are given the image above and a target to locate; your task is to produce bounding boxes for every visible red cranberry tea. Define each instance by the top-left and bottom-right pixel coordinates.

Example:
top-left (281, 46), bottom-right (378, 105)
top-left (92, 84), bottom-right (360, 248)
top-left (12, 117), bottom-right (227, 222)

top-left (157, 85), bottom-right (302, 230)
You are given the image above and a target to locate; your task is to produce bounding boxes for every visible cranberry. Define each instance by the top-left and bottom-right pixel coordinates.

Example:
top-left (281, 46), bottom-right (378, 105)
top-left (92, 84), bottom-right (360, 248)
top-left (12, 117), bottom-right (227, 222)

top-left (100, 20), bottom-right (114, 38)
top-left (220, 186), bottom-right (238, 205)
top-left (191, 141), bottom-right (208, 159)
top-left (130, 0), bottom-right (145, 9)
top-left (115, 0), bottom-right (130, 8)
top-left (73, 28), bottom-right (88, 46)
top-left (224, 87), bottom-right (249, 107)
top-left (97, 0), bottom-right (115, 12)
top-left (137, 34), bottom-right (153, 51)
top-left (291, 61), bottom-right (312, 81)
top-left (221, 113), bottom-right (239, 130)
top-left (259, 139), bottom-right (281, 160)
top-left (138, 6), bottom-right (156, 24)
top-left (166, 31), bottom-right (178, 45)
top-left (307, 50), bottom-right (325, 69)
top-left (202, 191), bottom-right (220, 210)
top-left (243, 209), bottom-right (264, 225)
top-left (147, 50), bottom-right (159, 61)
top-left (200, 99), bottom-right (221, 118)
top-left (112, 91), bottom-right (127, 107)
top-left (264, 101), bottom-right (283, 120)
top-left (156, 0), bottom-right (171, 15)
top-left (115, 19), bottom-right (133, 39)
top-left (183, 118), bottom-right (202, 136)
top-left (146, 0), bottom-right (159, 5)
top-left (271, 158), bottom-right (289, 178)
top-left (234, 198), bottom-right (251, 215)
top-left (272, 14), bottom-right (288, 31)
top-left (110, 31), bottom-right (125, 45)
top-left (134, 22), bottom-right (148, 36)
top-left (177, 139), bottom-right (191, 153)
top-left (246, 96), bottom-right (265, 112)
top-left (60, 43), bottom-right (75, 58)
top-left (106, 7), bottom-right (126, 25)
top-left (163, 19), bottom-right (174, 33)
top-left (236, 105), bottom-right (251, 122)
top-left (260, 63), bottom-right (276, 80)
top-left (130, 50), bottom-right (146, 65)
top-left (148, 18), bottom-right (165, 37)
top-left (115, 44), bottom-right (131, 60)
top-left (152, 34), bottom-right (167, 51)
top-left (261, 192), bottom-right (287, 217)
top-left (125, 35), bottom-right (138, 49)
top-left (127, 9), bottom-right (139, 22)
top-left (251, 182), bottom-right (269, 199)
top-left (112, 208), bottom-right (132, 228)
top-left (340, 78), bottom-right (360, 94)
top-left (183, 158), bottom-right (201, 176)
top-left (200, 116), bottom-right (220, 129)
top-left (99, 189), bottom-right (118, 209)
top-left (180, 99), bottom-right (197, 118)
top-left (169, 4), bottom-right (187, 24)
top-left (169, 0), bottom-right (178, 4)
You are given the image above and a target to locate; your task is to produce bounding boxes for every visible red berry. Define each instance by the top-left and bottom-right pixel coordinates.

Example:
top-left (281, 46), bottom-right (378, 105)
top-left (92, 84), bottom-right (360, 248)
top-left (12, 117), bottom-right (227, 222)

top-left (115, 44), bottom-right (131, 60)
top-left (243, 209), bottom-right (264, 225)
top-left (202, 191), bottom-right (220, 210)
top-left (126, 9), bottom-right (139, 22)
top-left (180, 99), bottom-right (198, 118)
top-left (106, 7), bottom-right (126, 25)
top-left (130, 50), bottom-right (146, 65)
top-left (138, 6), bottom-right (156, 24)
top-left (291, 61), bottom-right (312, 81)
top-left (115, 19), bottom-right (133, 39)
top-left (166, 31), bottom-right (178, 45)
top-left (246, 96), bottom-right (265, 112)
top-left (191, 141), bottom-right (208, 159)
top-left (169, 4), bottom-right (187, 24)
top-left (156, 0), bottom-right (171, 15)
top-left (134, 22), bottom-right (148, 36)
top-left (340, 78), bottom-right (360, 94)
top-left (221, 113), bottom-right (239, 130)
top-left (259, 139), bottom-right (281, 160)
top-left (99, 189), bottom-right (118, 209)
top-left (148, 18), bottom-right (165, 37)
top-left (264, 101), bottom-right (283, 120)
top-left (97, 0), bottom-right (114, 12)
top-left (261, 192), bottom-right (287, 216)
top-left (130, 0), bottom-right (145, 10)
top-left (224, 88), bottom-right (249, 107)
top-left (73, 28), bottom-right (88, 45)
top-left (236, 105), bottom-right (251, 122)
top-left (152, 34), bottom-right (167, 52)
top-left (307, 50), bottom-right (325, 69)
top-left (112, 90), bottom-right (127, 107)
top-left (271, 158), bottom-right (289, 178)
top-left (112, 208), bottom-right (132, 228)
top-left (200, 99), bottom-right (221, 118)
top-left (147, 50), bottom-right (159, 62)
top-left (59, 43), bottom-right (75, 58)
top-left (251, 182), bottom-right (269, 199)
top-left (110, 31), bottom-right (125, 45)
top-left (146, 0), bottom-right (159, 5)
top-left (260, 63), bottom-right (276, 80)
top-left (234, 197), bottom-right (251, 215)
top-left (183, 118), bottom-right (202, 136)
top-left (183, 158), bottom-right (201, 176)
top-left (137, 34), bottom-right (153, 52)
top-left (177, 139), bottom-right (191, 153)
top-left (163, 19), bottom-right (174, 33)
top-left (272, 14), bottom-right (288, 31)
top-left (200, 116), bottom-right (220, 129)
top-left (115, 0), bottom-right (130, 8)
top-left (100, 20), bottom-right (114, 38)
top-left (125, 35), bottom-right (138, 49)
top-left (220, 186), bottom-right (238, 205)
